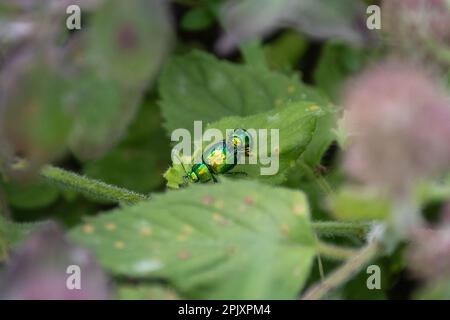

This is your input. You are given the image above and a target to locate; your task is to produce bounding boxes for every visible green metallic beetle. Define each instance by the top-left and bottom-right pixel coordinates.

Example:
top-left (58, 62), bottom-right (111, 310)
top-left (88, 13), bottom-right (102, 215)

top-left (182, 129), bottom-right (252, 184)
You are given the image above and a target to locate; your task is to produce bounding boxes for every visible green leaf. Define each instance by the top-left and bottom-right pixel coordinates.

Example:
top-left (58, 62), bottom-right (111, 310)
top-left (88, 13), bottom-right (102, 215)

top-left (164, 101), bottom-right (330, 188)
top-left (69, 179), bottom-right (317, 299)
top-left (329, 186), bottom-right (391, 221)
top-left (163, 163), bottom-right (186, 189)
top-left (0, 52), bottom-right (72, 168)
top-left (0, 215), bottom-right (41, 261)
top-left (67, 0), bottom-right (173, 159)
top-left (181, 7), bottom-right (215, 31)
top-left (205, 101), bottom-right (328, 184)
top-left (159, 50), bottom-right (326, 134)
top-left (86, 0), bottom-right (172, 87)
top-left (68, 74), bottom-right (139, 160)
top-left (263, 31), bottom-right (308, 72)
top-left (240, 40), bottom-right (269, 71)
top-left (297, 104), bottom-right (336, 168)
top-left (1, 178), bottom-right (59, 210)
top-left (116, 284), bottom-right (179, 300)
top-left (314, 42), bottom-right (375, 101)
top-left (83, 101), bottom-right (170, 193)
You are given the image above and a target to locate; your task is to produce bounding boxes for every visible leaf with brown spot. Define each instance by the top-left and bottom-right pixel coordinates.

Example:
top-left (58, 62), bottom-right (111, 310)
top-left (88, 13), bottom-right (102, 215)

top-left (69, 179), bottom-right (317, 299)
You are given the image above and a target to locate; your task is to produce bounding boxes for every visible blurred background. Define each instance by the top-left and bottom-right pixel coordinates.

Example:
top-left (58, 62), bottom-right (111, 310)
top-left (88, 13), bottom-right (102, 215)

top-left (1, 0), bottom-right (450, 300)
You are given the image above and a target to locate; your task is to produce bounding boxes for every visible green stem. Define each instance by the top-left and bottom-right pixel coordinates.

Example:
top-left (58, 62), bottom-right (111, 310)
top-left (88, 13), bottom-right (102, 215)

top-left (297, 161), bottom-right (334, 196)
top-left (317, 241), bottom-right (358, 260)
top-left (40, 165), bottom-right (148, 205)
top-left (301, 240), bottom-right (381, 300)
top-left (312, 221), bottom-right (372, 239)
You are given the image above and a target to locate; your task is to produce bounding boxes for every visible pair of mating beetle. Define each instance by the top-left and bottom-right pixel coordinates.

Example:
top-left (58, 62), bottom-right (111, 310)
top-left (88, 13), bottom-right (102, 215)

top-left (178, 129), bottom-right (252, 184)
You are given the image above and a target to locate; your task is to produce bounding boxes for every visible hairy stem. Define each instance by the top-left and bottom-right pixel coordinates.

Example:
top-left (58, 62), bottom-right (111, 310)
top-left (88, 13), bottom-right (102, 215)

top-left (40, 165), bottom-right (148, 204)
top-left (317, 241), bottom-right (359, 260)
top-left (301, 240), bottom-right (381, 300)
top-left (312, 221), bottom-right (372, 239)
top-left (297, 160), bottom-right (334, 196)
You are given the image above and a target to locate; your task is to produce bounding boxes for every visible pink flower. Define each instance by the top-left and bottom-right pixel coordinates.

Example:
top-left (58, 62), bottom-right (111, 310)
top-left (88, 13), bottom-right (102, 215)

top-left (408, 204), bottom-right (450, 281)
top-left (382, 0), bottom-right (450, 60)
top-left (343, 61), bottom-right (450, 194)
top-left (0, 222), bottom-right (111, 299)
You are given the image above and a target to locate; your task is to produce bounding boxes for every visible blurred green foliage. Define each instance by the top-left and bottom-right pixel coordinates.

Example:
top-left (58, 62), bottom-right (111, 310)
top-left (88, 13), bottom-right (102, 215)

top-left (0, 0), bottom-right (449, 300)
top-left (69, 179), bottom-right (316, 299)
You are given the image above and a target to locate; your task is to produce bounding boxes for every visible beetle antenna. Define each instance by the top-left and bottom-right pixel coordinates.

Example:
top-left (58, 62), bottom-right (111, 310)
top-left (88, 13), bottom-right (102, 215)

top-left (172, 151), bottom-right (191, 185)
top-left (172, 151), bottom-right (189, 175)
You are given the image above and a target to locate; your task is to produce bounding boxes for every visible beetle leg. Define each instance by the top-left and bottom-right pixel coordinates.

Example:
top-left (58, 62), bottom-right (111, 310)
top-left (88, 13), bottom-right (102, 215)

top-left (224, 171), bottom-right (248, 177)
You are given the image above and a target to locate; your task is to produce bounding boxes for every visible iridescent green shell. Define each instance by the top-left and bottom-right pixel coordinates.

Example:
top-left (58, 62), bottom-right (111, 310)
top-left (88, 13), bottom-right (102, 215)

top-left (184, 129), bottom-right (252, 184)
top-left (203, 141), bottom-right (236, 175)
top-left (230, 128), bottom-right (252, 156)
top-left (189, 163), bottom-right (213, 183)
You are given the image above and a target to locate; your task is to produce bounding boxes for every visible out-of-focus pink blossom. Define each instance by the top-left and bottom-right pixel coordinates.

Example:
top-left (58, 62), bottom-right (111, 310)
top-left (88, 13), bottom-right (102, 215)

top-left (343, 61), bottom-right (450, 194)
top-left (382, 0), bottom-right (450, 62)
top-left (408, 204), bottom-right (450, 281)
top-left (0, 222), bottom-right (111, 300)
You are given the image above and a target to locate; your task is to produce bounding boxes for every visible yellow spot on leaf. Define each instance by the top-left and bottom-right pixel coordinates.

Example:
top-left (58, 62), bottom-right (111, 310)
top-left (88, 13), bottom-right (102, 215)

top-left (105, 223), bottom-right (116, 231)
top-left (182, 224), bottom-right (193, 234)
top-left (114, 241), bottom-right (125, 249)
top-left (280, 224), bottom-right (290, 235)
top-left (214, 200), bottom-right (224, 209)
top-left (177, 224), bottom-right (193, 241)
top-left (293, 267), bottom-right (302, 277)
top-left (227, 245), bottom-right (237, 255)
top-left (213, 213), bottom-right (229, 226)
top-left (307, 105), bottom-right (321, 112)
top-left (140, 227), bottom-right (153, 237)
top-left (275, 98), bottom-right (283, 107)
top-left (202, 196), bottom-right (215, 205)
top-left (293, 202), bottom-right (306, 216)
top-left (244, 196), bottom-right (255, 205)
top-left (82, 224), bottom-right (94, 234)
top-left (177, 234), bottom-right (187, 241)
top-left (177, 250), bottom-right (190, 260)
top-left (287, 85), bottom-right (296, 93)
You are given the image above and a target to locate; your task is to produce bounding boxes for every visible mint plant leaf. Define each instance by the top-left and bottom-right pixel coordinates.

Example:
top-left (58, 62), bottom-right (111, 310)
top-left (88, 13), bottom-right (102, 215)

top-left (164, 101), bottom-right (331, 188)
top-left (117, 284), bottom-right (179, 300)
top-left (297, 104), bottom-right (336, 169)
top-left (83, 101), bottom-right (170, 193)
top-left (67, 75), bottom-right (138, 160)
top-left (0, 214), bottom-right (42, 261)
top-left (314, 43), bottom-right (375, 101)
top-left (329, 186), bottom-right (391, 221)
top-left (69, 0), bottom-right (173, 160)
top-left (0, 52), bottom-right (72, 172)
top-left (1, 178), bottom-right (59, 210)
top-left (181, 7), bottom-right (215, 31)
top-left (159, 50), bottom-right (326, 134)
top-left (86, 0), bottom-right (172, 88)
top-left (206, 101), bottom-right (329, 184)
top-left (69, 179), bottom-right (317, 299)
